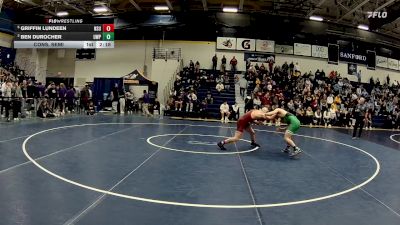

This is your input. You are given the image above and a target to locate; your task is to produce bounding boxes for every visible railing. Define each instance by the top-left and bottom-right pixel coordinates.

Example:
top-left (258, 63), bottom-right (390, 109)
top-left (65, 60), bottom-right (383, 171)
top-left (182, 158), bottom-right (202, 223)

top-left (162, 59), bottom-right (183, 105)
top-left (153, 48), bottom-right (181, 61)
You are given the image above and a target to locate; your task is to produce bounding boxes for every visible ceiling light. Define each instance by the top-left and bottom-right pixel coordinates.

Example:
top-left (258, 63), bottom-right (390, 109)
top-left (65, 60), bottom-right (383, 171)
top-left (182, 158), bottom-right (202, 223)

top-left (357, 24), bottom-right (369, 31)
top-left (154, 5), bottom-right (169, 11)
top-left (223, 7), bottom-right (238, 13)
top-left (309, 15), bottom-right (323, 21)
top-left (56, 11), bottom-right (69, 17)
top-left (93, 6), bottom-right (109, 13)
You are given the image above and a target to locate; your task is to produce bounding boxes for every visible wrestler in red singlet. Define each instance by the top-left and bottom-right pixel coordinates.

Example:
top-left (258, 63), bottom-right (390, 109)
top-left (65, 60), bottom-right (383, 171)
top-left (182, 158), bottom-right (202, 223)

top-left (218, 109), bottom-right (269, 150)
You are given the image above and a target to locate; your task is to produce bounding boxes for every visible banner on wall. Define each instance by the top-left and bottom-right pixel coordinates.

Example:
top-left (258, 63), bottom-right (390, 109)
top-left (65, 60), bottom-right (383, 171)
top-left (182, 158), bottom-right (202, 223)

top-left (388, 58), bottom-right (399, 70)
top-left (376, 56), bottom-right (388, 68)
top-left (275, 44), bottom-right (294, 54)
top-left (339, 50), bottom-right (367, 64)
top-left (294, 43), bottom-right (312, 56)
top-left (244, 52), bottom-right (275, 63)
top-left (312, 45), bottom-right (328, 58)
top-left (236, 38), bottom-right (256, 51)
top-left (348, 63), bottom-right (357, 75)
top-left (256, 40), bottom-right (275, 52)
top-left (217, 37), bottom-right (236, 50)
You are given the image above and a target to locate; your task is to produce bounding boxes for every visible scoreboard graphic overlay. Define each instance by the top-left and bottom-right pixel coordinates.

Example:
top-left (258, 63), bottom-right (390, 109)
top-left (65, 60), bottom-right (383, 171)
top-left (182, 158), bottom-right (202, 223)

top-left (14, 18), bottom-right (114, 49)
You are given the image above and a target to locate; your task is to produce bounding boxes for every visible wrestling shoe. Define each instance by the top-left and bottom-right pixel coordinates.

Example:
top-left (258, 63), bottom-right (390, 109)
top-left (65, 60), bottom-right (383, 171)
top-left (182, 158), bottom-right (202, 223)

top-left (251, 142), bottom-right (261, 148)
top-left (217, 142), bottom-right (227, 150)
top-left (289, 147), bottom-right (303, 158)
top-left (282, 147), bottom-right (290, 154)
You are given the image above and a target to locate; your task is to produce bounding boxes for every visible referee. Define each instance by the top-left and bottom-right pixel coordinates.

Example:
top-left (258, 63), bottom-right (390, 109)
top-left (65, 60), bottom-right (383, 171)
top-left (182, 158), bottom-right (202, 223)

top-left (352, 97), bottom-right (367, 139)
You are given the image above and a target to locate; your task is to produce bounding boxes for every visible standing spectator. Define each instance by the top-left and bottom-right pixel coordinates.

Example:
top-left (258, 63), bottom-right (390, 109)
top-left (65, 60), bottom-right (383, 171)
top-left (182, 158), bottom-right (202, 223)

top-left (267, 56), bottom-right (275, 73)
top-left (230, 56), bottom-right (237, 73)
top-left (220, 101), bottom-right (231, 123)
top-left (12, 82), bottom-right (22, 121)
top-left (58, 83), bottom-right (67, 114)
top-left (111, 83), bottom-right (119, 113)
top-left (212, 54), bottom-right (218, 71)
top-left (289, 62), bottom-right (294, 76)
top-left (356, 70), bottom-right (361, 84)
top-left (352, 98), bottom-right (367, 139)
top-left (3, 80), bottom-right (12, 121)
top-left (239, 75), bottom-right (248, 98)
top-left (66, 86), bottom-right (75, 112)
top-left (221, 55), bottom-right (227, 72)
top-left (195, 61), bottom-right (200, 74)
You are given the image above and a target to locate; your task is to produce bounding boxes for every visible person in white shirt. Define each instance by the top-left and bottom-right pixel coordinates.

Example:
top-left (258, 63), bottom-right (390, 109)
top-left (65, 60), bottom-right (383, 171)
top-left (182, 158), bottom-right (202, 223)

top-left (186, 91), bottom-right (197, 112)
top-left (327, 94), bottom-right (334, 107)
top-left (216, 82), bottom-right (224, 93)
top-left (220, 101), bottom-right (230, 123)
top-left (253, 96), bottom-right (261, 109)
top-left (323, 110), bottom-right (331, 127)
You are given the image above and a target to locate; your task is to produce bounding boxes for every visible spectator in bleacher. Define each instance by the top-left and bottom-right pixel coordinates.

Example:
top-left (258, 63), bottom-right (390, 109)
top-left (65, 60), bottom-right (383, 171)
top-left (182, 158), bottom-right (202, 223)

top-left (189, 60), bottom-right (195, 72)
top-left (323, 109), bottom-right (331, 128)
top-left (220, 101), bottom-right (230, 123)
top-left (231, 102), bottom-right (239, 121)
top-left (221, 55), bottom-right (227, 72)
top-left (305, 106), bottom-right (314, 126)
top-left (314, 108), bottom-right (322, 125)
top-left (223, 73), bottom-right (230, 91)
top-left (195, 61), bottom-right (200, 74)
top-left (216, 75), bottom-right (223, 84)
top-left (205, 91), bottom-right (213, 104)
top-left (253, 96), bottom-right (261, 109)
top-left (174, 92), bottom-right (183, 111)
top-left (212, 54), bottom-right (218, 71)
top-left (199, 100), bottom-right (208, 119)
top-left (216, 82), bottom-right (224, 93)
top-left (267, 57), bottom-right (275, 73)
top-left (230, 56), bottom-right (237, 73)
top-left (186, 91), bottom-right (197, 112)
top-left (289, 62), bottom-right (294, 76)
top-left (244, 96), bottom-right (254, 113)
top-left (166, 95), bottom-right (174, 111)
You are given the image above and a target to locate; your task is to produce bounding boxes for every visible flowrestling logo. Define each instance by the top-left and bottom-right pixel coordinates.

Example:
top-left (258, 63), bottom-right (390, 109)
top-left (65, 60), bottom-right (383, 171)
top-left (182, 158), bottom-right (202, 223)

top-left (367, 11), bottom-right (387, 18)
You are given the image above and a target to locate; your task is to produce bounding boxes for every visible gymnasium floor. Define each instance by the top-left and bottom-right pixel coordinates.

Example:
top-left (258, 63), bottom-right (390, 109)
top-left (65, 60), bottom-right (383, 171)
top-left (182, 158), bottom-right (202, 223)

top-left (0, 115), bottom-right (399, 225)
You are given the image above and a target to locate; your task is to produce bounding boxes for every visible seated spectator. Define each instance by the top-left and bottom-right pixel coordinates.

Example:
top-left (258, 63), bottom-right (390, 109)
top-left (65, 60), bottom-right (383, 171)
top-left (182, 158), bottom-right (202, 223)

top-left (216, 82), bottom-right (224, 93)
top-left (166, 95), bottom-right (175, 110)
top-left (37, 99), bottom-right (56, 118)
top-left (253, 96), bottom-right (262, 109)
top-left (174, 93), bottom-right (183, 111)
top-left (323, 110), bottom-right (331, 127)
top-left (244, 96), bottom-right (254, 112)
top-left (205, 91), bottom-right (214, 104)
top-left (186, 91), bottom-right (197, 112)
top-left (220, 101), bottom-right (230, 123)
top-left (87, 101), bottom-right (95, 115)
top-left (231, 102), bottom-right (240, 121)
top-left (314, 108), bottom-right (322, 125)
top-left (198, 100), bottom-right (208, 118)
top-left (305, 107), bottom-right (314, 126)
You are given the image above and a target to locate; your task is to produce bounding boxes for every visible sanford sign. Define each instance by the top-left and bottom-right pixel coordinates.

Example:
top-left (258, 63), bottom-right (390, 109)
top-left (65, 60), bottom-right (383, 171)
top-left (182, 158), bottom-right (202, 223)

top-left (339, 51), bottom-right (367, 64)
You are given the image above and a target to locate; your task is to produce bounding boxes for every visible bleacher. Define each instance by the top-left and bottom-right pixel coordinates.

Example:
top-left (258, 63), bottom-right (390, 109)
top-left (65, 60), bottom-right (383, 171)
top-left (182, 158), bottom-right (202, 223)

top-left (164, 68), bottom-right (236, 119)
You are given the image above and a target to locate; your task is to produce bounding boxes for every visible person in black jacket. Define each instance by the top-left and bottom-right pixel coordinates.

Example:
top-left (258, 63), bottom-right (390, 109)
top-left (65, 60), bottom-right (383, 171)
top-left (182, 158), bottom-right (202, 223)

top-left (352, 98), bottom-right (367, 139)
